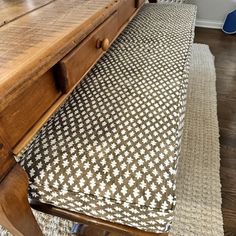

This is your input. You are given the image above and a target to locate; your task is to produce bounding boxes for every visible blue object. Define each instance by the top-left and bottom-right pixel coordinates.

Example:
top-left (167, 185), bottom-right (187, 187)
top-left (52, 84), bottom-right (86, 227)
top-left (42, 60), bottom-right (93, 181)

top-left (70, 223), bottom-right (83, 234)
top-left (223, 9), bottom-right (236, 34)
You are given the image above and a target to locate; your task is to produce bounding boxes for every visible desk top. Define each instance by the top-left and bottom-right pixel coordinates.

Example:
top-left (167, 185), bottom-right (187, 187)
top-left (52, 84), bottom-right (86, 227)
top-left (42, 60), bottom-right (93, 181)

top-left (0, 0), bottom-right (54, 27)
top-left (0, 0), bottom-right (116, 111)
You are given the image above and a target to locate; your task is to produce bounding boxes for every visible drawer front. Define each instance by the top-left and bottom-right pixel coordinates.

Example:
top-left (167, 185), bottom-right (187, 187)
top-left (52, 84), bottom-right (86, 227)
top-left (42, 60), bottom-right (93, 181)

top-left (118, 0), bottom-right (136, 27)
top-left (58, 12), bottom-right (118, 92)
top-left (0, 70), bottom-right (61, 148)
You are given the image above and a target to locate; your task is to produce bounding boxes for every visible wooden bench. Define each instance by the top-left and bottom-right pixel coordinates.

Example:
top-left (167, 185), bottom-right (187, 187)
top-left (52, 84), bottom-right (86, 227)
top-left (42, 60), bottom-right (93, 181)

top-left (0, 1), bottom-right (196, 235)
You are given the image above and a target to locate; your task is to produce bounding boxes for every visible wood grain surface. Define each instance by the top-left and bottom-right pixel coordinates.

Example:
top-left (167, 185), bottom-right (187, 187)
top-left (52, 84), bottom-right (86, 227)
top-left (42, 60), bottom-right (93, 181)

top-left (0, 132), bottom-right (15, 182)
top-left (0, 0), bottom-right (118, 112)
top-left (0, 1), bottom-right (150, 235)
top-left (0, 69), bottom-right (61, 148)
top-left (31, 200), bottom-right (168, 236)
top-left (58, 11), bottom-right (119, 92)
top-left (0, 0), bottom-right (143, 155)
top-left (0, 0), bottom-right (55, 27)
top-left (0, 164), bottom-right (43, 236)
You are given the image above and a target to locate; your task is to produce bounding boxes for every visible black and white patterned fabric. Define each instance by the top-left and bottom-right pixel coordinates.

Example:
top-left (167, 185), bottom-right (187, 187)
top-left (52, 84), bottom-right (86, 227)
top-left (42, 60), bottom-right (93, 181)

top-left (19, 3), bottom-right (196, 233)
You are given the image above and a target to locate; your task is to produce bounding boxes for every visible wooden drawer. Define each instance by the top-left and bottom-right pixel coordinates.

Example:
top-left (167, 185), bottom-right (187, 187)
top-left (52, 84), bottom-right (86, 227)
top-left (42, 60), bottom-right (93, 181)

top-left (57, 12), bottom-right (118, 93)
top-left (118, 0), bottom-right (136, 28)
top-left (0, 70), bottom-right (61, 148)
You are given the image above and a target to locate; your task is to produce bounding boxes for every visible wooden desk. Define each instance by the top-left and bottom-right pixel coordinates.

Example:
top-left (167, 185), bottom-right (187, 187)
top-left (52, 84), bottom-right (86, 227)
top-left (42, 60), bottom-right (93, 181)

top-left (0, 0), bottom-right (147, 235)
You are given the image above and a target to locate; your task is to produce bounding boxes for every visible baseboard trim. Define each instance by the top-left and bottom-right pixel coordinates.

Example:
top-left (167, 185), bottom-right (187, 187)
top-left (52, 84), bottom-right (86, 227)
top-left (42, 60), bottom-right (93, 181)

top-left (196, 19), bottom-right (223, 29)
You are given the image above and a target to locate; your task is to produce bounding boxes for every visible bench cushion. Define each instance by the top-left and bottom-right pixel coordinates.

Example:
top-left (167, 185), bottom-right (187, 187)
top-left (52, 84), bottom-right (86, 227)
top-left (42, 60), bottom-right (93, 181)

top-left (19, 3), bottom-right (196, 233)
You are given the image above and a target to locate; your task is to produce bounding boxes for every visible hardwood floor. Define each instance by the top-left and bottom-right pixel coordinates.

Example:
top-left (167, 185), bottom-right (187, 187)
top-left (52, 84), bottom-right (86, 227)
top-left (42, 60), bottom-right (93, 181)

top-left (195, 27), bottom-right (236, 236)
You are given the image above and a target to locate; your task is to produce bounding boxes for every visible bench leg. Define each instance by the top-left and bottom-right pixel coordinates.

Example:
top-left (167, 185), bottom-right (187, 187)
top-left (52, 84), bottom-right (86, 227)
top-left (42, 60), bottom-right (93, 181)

top-left (0, 164), bottom-right (43, 236)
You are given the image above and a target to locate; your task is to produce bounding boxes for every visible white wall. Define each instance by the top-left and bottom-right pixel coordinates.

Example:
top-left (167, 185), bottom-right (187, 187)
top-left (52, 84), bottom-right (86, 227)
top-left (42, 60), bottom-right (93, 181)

top-left (187, 0), bottom-right (236, 28)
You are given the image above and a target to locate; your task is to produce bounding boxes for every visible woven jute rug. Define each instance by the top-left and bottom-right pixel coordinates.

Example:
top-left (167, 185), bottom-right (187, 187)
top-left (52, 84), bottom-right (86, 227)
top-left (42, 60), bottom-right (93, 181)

top-left (169, 44), bottom-right (223, 236)
top-left (0, 44), bottom-right (223, 236)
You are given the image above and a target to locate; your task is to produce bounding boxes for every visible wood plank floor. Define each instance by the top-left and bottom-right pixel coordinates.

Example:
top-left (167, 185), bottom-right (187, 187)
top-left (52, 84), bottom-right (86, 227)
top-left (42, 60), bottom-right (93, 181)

top-left (195, 27), bottom-right (236, 236)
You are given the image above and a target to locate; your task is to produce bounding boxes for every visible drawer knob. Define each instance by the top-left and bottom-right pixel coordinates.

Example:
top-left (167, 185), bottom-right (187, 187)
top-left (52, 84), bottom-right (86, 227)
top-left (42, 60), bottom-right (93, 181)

top-left (97, 38), bottom-right (110, 51)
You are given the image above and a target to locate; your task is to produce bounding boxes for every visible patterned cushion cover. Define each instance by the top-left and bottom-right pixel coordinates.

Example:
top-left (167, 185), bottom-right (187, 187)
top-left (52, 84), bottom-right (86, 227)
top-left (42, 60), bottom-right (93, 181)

top-left (19, 3), bottom-right (196, 233)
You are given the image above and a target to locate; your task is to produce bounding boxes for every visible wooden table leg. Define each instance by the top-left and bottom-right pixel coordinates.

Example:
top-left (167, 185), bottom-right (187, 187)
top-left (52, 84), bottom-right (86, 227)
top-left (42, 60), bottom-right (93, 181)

top-left (0, 164), bottom-right (43, 236)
